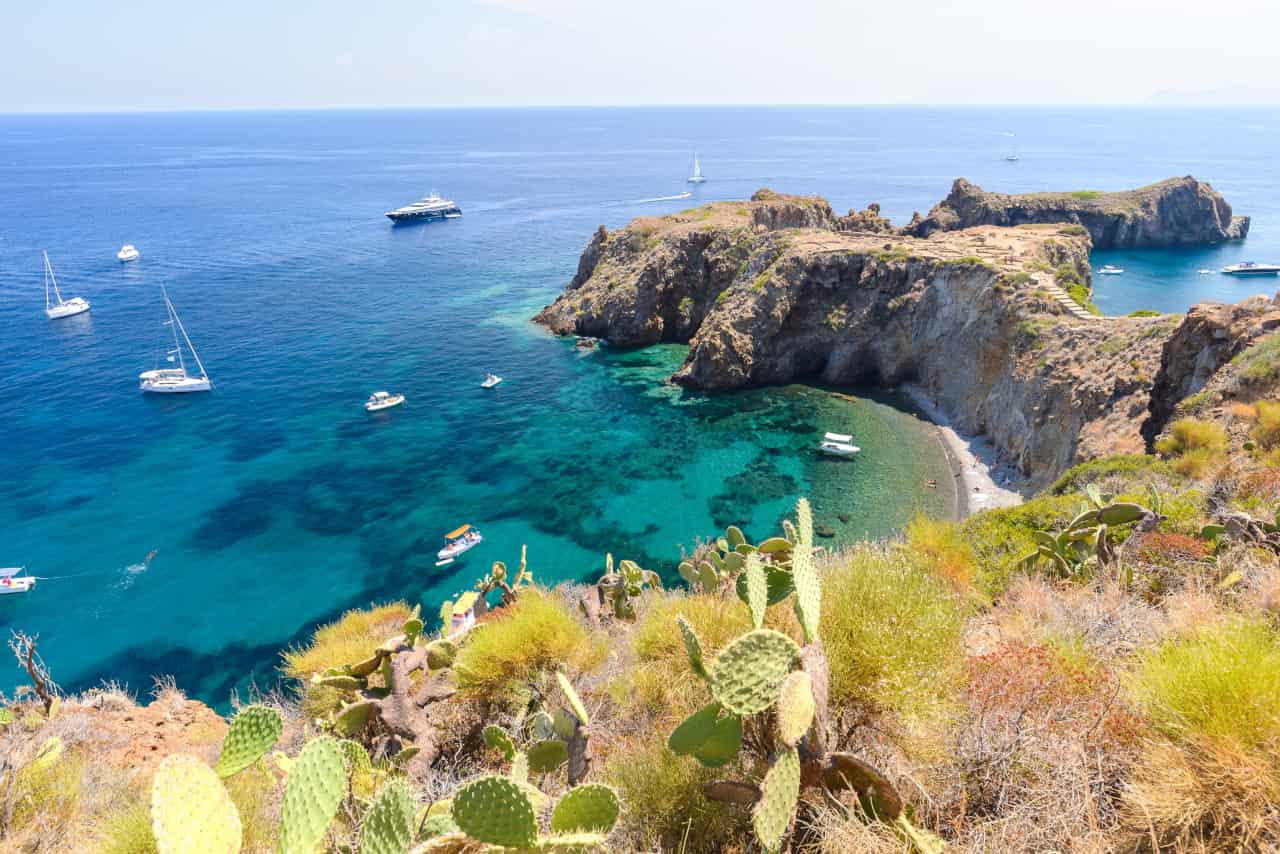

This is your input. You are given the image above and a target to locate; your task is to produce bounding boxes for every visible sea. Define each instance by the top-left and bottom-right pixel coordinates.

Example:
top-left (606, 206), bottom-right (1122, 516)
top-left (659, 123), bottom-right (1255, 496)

top-left (1, 107), bottom-right (1277, 705)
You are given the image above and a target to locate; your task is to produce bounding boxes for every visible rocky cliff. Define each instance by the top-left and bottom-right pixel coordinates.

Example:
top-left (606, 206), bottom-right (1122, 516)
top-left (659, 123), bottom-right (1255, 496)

top-left (906, 176), bottom-right (1249, 248)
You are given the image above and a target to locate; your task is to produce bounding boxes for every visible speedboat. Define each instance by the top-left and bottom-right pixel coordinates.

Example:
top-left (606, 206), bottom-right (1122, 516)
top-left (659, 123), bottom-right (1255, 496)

top-left (437, 524), bottom-right (482, 565)
top-left (819, 432), bottom-right (860, 457)
top-left (1222, 261), bottom-right (1280, 276)
top-left (364, 391), bottom-right (405, 412)
top-left (140, 288), bottom-right (211, 393)
top-left (0, 567), bottom-right (36, 595)
top-left (687, 154), bottom-right (707, 184)
top-left (41, 251), bottom-right (90, 320)
top-left (385, 190), bottom-right (462, 223)
top-left (117, 244), bottom-right (140, 262)
top-left (481, 373), bottom-right (503, 389)
top-left (1005, 154), bottom-right (1019, 162)
top-left (1198, 269), bottom-right (1215, 275)
top-left (1098, 265), bottom-right (1124, 275)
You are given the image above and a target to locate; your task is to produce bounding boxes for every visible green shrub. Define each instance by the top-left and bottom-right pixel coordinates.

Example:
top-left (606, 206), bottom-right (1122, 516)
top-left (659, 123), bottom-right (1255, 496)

top-left (1058, 224), bottom-right (1089, 236)
top-left (1128, 309), bottom-right (1162, 317)
top-left (1050, 454), bottom-right (1173, 495)
top-left (1156, 418), bottom-right (1228, 457)
top-left (1130, 617), bottom-right (1280, 752)
top-left (1176, 389), bottom-right (1217, 415)
top-left (961, 494), bottom-right (1078, 593)
top-left (1070, 190), bottom-right (1102, 201)
top-left (820, 545), bottom-right (967, 720)
top-left (1230, 332), bottom-right (1280, 384)
top-left (455, 589), bottom-right (600, 700)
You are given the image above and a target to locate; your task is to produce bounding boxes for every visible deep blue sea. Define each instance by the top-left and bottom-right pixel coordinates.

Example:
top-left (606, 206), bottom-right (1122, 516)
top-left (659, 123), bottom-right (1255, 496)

top-left (1, 107), bottom-right (1277, 705)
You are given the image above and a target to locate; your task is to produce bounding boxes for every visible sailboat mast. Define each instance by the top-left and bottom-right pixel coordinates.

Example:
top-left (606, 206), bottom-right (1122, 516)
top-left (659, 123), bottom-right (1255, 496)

top-left (43, 251), bottom-right (63, 308)
top-left (166, 289), bottom-right (209, 381)
top-left (161, 288), bottom-right (187, 376)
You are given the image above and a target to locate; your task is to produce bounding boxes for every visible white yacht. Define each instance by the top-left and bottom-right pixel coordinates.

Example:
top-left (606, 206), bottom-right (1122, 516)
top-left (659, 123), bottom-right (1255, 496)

top-left (117, 244), bottom-right (140, 262)
top-left (42, 252), bottom-right (90, 320)
top-left (364, 391), bottom-right (405, 412)
top-left (0, 567), bottom-right (36, 595)
top-left (385, 190), bottom-right (461, 223)
top-left (1098, 265), bottom-right (1124, 275)
top-left (687, 154), bottom-right (707, 184)
top-left (481, 373), bottom-right (502, 389)
top-left (819, 432), bottom-right (860, 457)
top-left (437, 524), bottom-right (483, 565)
top-left (140, 288), bottom-right (211, 393)
top-left (1222, 261), bottom-right (1280, 276)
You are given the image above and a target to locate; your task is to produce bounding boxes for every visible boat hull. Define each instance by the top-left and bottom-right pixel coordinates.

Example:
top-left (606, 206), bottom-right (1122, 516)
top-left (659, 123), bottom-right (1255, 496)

top-left (1223, 270), bottom-right (1280, 276)
top-left (438, 535), bottom-right (482, 561)
top-left (386, 206), bottom-right (462, 223)
top-left (46, 298), bottom-right (90, 319)
top-left (140, 370), bottom-right (211, 393)
top-left (0, 577), bottom-right (35, 595)
top-left (365, 394), bottom-right (405, 412)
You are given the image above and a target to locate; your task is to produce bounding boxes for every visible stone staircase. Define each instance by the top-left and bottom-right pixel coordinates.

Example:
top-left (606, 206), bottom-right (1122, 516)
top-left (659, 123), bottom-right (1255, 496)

top-left (1035, 277), bottom-right (1098, 321)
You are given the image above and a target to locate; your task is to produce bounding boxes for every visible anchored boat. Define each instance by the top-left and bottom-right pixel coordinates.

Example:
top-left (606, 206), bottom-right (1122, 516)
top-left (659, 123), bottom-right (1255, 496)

top-left (1222, 261), bottom-right (1280, 276)
top-left (687, 153), bottom-right (707, 184)
top-left (437, 524), bottom-right (483, 566)
top-left (819, 432), bottom-right (860, 457)
top-left (385, 190), bottom-right (462, 223)
top-left (1098, 265), bottom-right (1124, 275)
top-left (0, 567), bottom-right (36, 595)
top-left (364, 391), bottom-right (405, 412)
top-left (481, 373), bottom-right (502, 389)
top-left (42, 251), bottom-right (90, 320)
top-left (117, 244), bottom-right (140, 262)
top-left (140, 288), bottom-right (211, 393)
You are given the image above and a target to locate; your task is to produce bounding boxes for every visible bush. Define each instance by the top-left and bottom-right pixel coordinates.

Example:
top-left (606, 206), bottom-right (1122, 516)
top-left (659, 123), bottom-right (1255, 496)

top-left (1155, 418), bottom-right (1227, 463)
top-left (1050, 454), bottom-right (1172, 495)
top-left (905, 515), bottom-right (977, 591)
top-left (281, 602), bottom-right (412, 681)
top-left (1252, 400), bottom-right (1280, 450)
top-left (820, 545), bottom-right (968, 720)
top-left (1127, 309), bottom-right (1162, 317)
top-left (97, 798), bottom-right (158, 854)
top-left (1130, 617), bottom-right (1280, 751)
top-left (455, 589), bottom-right (600, 700)
top-left (959, 493), bottom-right (1082, 594)
top-left (1230, 332), bottom-right (1280, 384)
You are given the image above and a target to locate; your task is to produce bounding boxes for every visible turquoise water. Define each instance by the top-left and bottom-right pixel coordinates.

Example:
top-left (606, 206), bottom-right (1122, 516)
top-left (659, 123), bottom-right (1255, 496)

top-left (1, 107), bottom-right (1275, 703)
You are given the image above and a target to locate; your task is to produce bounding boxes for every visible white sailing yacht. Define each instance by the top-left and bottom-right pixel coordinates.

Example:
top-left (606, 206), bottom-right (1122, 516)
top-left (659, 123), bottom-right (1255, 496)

top-left (42, 251), bottom-right (91, 319)
top-left (139, 288), bottom-right (211, 393)
top-left (687, 153), bottom-right (707, 184)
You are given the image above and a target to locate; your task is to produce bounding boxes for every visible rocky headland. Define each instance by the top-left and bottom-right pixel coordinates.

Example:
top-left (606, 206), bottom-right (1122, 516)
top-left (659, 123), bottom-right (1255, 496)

top-left (535, 179), bottom-right (1267, 489)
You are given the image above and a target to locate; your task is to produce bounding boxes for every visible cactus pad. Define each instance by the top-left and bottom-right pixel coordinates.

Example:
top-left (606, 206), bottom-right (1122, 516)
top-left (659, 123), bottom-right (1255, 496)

top-left (216, 704), bottom-right (283, 778)
top-left (736, 565), bottom-right (794, 607)
top-left (790, 547), bottom-right (821, 645)
top-left (752, 747), bottom-right (800, 854)
top-left (1098, 502), bottom-right (1145, 525)
top-left (726, 524), bottom-right (746, 549)
top-left (697, 561), bottom-right (718, 592)
top-left (451, 775), bottom-right (538, 848)
top-left (528, 710), bottom-right (556, 741)
top-left (312, 673), bottom-right (365, 691)
top-left (279, 736), bottom-right (347, 854)
top-left (557, 672), bottom-right (590, 726)
top-left (426, 639), bottom-right (457, 670)
top-left (677, 615), bottom-right (707, 678)
top-left (527, 738), bottom-right (569, 772)
top-left (552, 708), bottom-right (577, 740)
top-left (402, 617), bottom-right (424, 646)
top-left (677, 560), bottom-right (698, 586)
top-left (668, 702), bottom-right (722, 755)
top-left (339, 738), bottom-right (372, 770)
top-left (359, 779), bottom-right (414, 854)
top-left (510, 750), bottom-right (529, 784)
top-left (692, 712), bottom-right (743, 768)
top-left (777, 671), bottom-right (815, 747)
top-left (151, 753), bottom-right (242, 854)
top-left (744, 553), bottom-right (768, 631)
top-left (334, 699), bottom-right (374, 737)
top-left (550, 784), bottom-right (621, 834)
top-left (483, 725), bottom-right (517, 760)
top-left (758, 537), bottom-right (793, 554)
top-left (709, 630), bottom-right (800, 716)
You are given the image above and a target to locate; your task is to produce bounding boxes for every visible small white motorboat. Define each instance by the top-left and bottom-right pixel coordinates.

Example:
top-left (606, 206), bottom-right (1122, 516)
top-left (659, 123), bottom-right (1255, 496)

top-left (687, 153), bottom-right (708, 184)
top-left (140, 288), bottom-right (211, 393)
top-left (437, 524), bottom-right (483, 565)
top-left (42, 251), bottom-right (90, 320)
top-left (819, 432), bottom-right (860, 457)
top-left (481, 373), bottom-right (503, 389)
top-left (1004, 154), bottom-right (1019, 162)
top-left (1198, 268), bottom-right (1215, 275)
top-left (1098, 265), bottom-right (1124, 275)
top-left (0, 567), bottom-right (36, 595)
top-left (364, 391), bottom-right (405, 412)
top-left (1222, 261), bottom-right (1280, 276)
top-left (117, 244), bottom-right (140, 262)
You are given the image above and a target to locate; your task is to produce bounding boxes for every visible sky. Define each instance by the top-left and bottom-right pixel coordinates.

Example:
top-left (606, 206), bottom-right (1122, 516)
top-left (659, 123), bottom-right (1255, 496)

top-left (4, 0), bottom-right (1280, 111)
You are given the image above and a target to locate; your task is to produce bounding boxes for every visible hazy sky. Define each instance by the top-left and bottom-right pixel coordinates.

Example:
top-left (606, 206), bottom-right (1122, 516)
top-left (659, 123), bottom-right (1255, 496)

top-left (5, 0), bottom-right (1279, 111)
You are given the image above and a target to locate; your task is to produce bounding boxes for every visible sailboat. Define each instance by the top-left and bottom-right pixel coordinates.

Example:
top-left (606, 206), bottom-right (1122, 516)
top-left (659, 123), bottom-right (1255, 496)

top-left (687, 153), bottom-right (708, 184)
top-left (42, 251), bottom-right (91, 319)
top-left (139, 287), bottom-right (211, 393)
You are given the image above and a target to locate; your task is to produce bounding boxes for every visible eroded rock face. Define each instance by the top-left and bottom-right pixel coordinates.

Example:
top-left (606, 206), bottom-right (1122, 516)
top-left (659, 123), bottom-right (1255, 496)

top-left (535, 189), bottom-right (1263, 487)
top-left (1143, 295), bottom-right (1280, 443)
top-left (907, 176), bottom-right (1249, 248)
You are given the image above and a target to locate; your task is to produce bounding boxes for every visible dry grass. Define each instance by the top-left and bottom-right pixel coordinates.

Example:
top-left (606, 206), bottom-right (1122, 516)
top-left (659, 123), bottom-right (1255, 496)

top-left (1156, 419), bottom-right (1228, 479)
top-left (1251, 399), bottom-right (1280, 450)
top-left (280, 601), bottom-right (411, 681)
top-left (905, 515), bottom-right (978, 592)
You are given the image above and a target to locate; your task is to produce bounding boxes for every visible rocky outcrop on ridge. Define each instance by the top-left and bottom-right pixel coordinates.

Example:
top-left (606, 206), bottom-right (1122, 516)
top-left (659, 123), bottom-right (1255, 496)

top-left (906, 176), bottom-right (1249, 248)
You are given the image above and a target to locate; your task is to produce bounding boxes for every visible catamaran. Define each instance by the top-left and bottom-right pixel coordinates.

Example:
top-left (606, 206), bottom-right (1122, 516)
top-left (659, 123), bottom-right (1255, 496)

top-left (687, 154), bottom-right (707, 184)
top-left (819, 432), bottom-right (860, 457)
top-left (42, 251), bottom-right (90, 319)
top-left (437, 524), bottom-right (483, 565)
top-left (139, 288), bottom-right (211, 393)
top-left (0, 567), bottom-right (36, 595)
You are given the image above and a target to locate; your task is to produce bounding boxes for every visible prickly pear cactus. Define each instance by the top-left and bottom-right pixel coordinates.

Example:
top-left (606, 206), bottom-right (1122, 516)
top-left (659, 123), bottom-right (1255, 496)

top-left (791, 499), bottom-right (822, 643)
top-left (483, 725), bottom-right (517, 761)
top-left (709, 629), bottom-right (801, 716)
top-left (216, 704), bottom-right (283, 778)
top-left (279, 736), bottom-right (347, 854)
top-left (334, 699), bottom-right (374, 737)
top-left (677, 615), bottom-right (707, 679)
top-left (557, 671), bottom-right (590, 726)
top-left (359, 779), bottom-right (415, 854)
top-left (339, 738), bottom-right (372, 770)
top-left (451, 775), bottom-right (539, 849)
top-left (528, 710), bottom-right (556, 740)
top-left (744, 553), bottom-right (768, 631)
top-left (549, 783), bottom-right (621, 834)
top-left (691, 713), bottom-right (743, 768)
top-left (1098, 502), bottom-right (1145, 525)
top-left (426, 639), bottom-right (457, 669)
top-left (726, 525), bottom-right (747, 549)
top-left (752, 747), bottom-right (801, 854)
top-left (668, 702), bottom-right (722, 755)
top-left (527, 738), bottom-right (569, 772)
top-left (151, 753), bottom-right (242, 854)
top-left (777, 671), bottom-right (815, 748)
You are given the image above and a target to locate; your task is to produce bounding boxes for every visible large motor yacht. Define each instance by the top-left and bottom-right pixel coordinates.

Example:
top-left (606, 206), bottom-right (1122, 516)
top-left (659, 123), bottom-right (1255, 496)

top-left (1222, 261), bottom-right (1280, 276)
top-left (385, 191), bottom-right (462, 223)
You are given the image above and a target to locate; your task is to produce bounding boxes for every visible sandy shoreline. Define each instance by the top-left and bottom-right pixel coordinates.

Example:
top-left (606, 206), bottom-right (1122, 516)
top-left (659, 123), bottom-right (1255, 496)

top-left (901, 385), bottom-right (1026, 520)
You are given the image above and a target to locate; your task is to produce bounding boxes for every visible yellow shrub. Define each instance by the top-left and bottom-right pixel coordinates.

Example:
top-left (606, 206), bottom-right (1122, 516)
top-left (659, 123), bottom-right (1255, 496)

top-left (905, 515), bottom-right (977, 591)
top-left (633, 593), bottom-right (752, 664)
top-left (1155, 418), bottom-right (1228, 457)
top-left (97, 798), bottom-right (159, 854)
top-left (454, 589), bottom-right (600, 700)
top-left (281, 602), bottom-right (412, 681)
top-left (1251, 400), bottom-right (1280, 450)
top-left (1173, 447), bottom-right (1221, 479)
